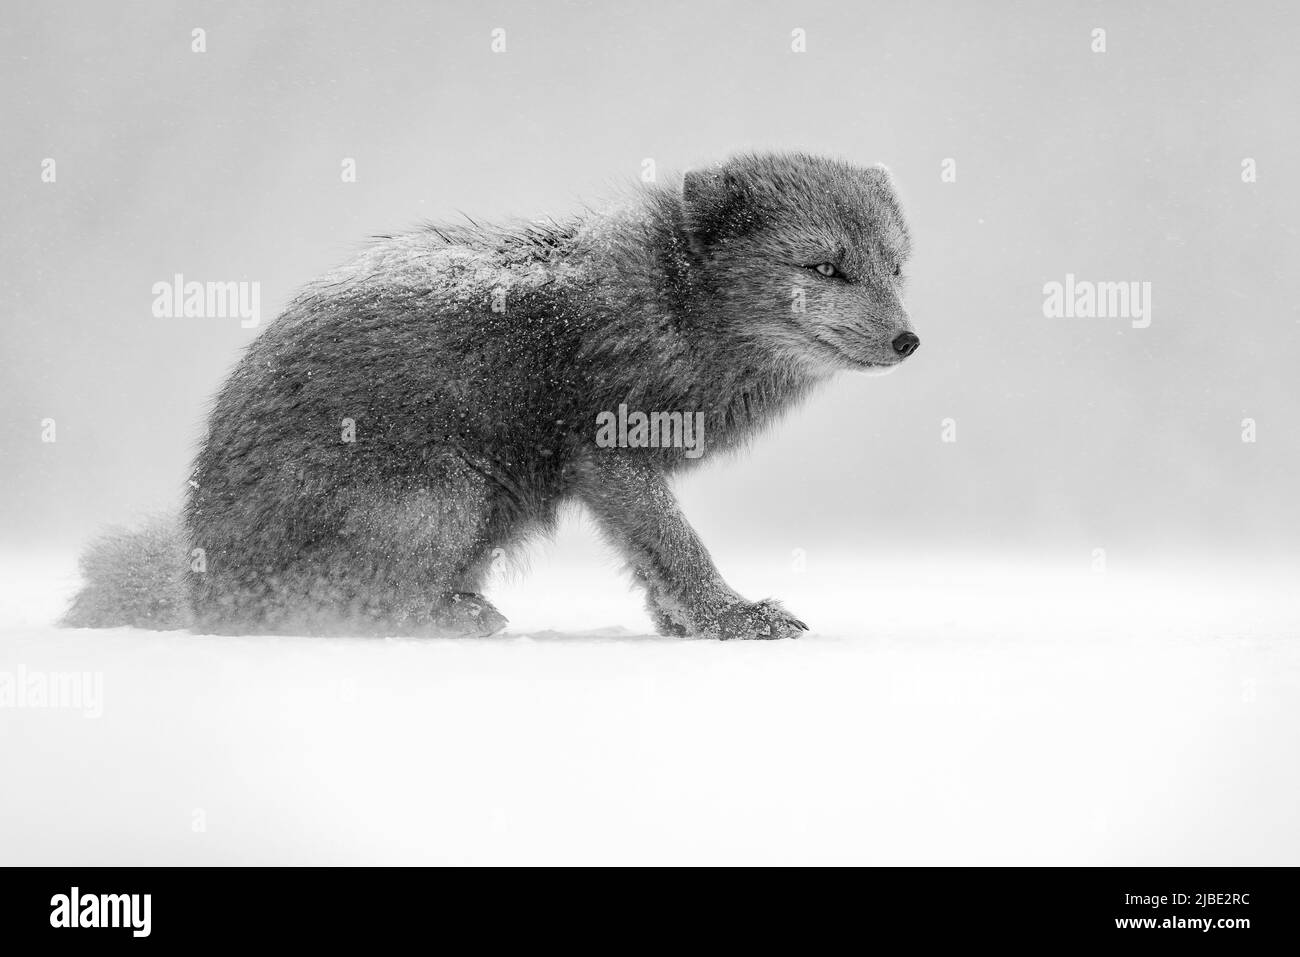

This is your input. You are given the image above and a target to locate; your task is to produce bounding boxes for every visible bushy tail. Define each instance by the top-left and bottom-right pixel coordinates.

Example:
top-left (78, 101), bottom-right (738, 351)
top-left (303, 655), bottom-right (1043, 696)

top-left (61, 515), bottom-right (192, 630)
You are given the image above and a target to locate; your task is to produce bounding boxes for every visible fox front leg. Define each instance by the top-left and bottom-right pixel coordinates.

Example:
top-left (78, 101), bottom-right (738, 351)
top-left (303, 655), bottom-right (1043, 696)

top-left (573, 453), bottom-right (807, 640)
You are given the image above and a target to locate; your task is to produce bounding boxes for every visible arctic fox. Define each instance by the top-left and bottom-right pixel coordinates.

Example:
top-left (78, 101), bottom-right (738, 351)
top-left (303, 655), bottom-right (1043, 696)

top-left (64, 152), bottom-right (919, 639)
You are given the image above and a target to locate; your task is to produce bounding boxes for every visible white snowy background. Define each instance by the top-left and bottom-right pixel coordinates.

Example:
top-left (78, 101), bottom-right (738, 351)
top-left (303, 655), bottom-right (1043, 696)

top-left (3, 538), bottom-right (1297, 865)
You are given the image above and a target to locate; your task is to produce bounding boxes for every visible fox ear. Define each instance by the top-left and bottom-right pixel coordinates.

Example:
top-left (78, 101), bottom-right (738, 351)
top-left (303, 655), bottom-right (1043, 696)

top-left (861, 163), bottom-right (897, 190)
top-left (682, 166), bottom-right (752, 249)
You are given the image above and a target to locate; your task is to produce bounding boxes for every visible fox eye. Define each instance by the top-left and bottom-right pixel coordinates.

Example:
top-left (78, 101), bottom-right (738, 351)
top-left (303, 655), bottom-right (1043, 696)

top-left (812, 263), bottom-right (839, 278)
top-left (892, 264), bottom-right (901, 277)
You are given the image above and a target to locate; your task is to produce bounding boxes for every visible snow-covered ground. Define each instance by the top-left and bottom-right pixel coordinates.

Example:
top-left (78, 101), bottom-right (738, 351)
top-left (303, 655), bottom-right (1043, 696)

top-left (1, 532), bottom-right (1297, 866)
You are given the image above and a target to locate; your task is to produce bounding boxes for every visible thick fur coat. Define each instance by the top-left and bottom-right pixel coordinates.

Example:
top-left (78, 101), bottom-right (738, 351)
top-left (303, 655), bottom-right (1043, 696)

top-left (65, 152), bottom-right (918, 638)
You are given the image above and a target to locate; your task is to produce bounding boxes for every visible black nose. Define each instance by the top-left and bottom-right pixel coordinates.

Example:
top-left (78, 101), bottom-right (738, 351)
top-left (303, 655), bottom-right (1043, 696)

top-left (892, 332), bottom-right (920, 357)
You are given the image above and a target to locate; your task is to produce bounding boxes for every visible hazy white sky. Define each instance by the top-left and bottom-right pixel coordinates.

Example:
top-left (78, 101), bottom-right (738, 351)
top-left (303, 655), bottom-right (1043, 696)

top-left (2, 0), bottom-right (1297, 563)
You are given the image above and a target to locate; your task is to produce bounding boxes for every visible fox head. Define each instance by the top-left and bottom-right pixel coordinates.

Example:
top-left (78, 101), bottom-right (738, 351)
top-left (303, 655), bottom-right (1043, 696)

top-left (681, 151), bottom-right (918, 373)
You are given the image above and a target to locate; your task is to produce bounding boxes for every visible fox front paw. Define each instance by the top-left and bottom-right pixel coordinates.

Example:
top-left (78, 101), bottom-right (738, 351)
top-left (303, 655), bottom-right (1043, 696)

top-left (711, 598), bottom-right (808, 641)
top-left (650, 594), bottom-right (807, 640)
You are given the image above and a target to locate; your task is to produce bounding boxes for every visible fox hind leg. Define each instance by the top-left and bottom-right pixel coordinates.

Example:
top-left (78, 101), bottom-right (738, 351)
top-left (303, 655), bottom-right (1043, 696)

top-left (329, 461), bottom-right (515, 636)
